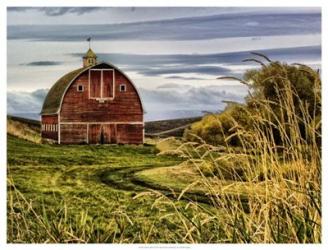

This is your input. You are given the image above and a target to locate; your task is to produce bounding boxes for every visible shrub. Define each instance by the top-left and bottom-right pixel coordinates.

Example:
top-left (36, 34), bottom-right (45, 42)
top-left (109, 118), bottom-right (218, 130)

top-left (184, 103), bottom-right (251, 147)
top-left (184, 60), bottom-right (321, 148)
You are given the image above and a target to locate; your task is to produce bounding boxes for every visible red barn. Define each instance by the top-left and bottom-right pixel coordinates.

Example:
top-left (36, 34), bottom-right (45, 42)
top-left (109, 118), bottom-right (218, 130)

top-left (41, 48), bottom-right (144, 144)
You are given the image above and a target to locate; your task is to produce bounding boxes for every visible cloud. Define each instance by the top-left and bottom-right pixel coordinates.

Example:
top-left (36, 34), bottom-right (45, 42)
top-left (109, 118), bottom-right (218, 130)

top-left (7, 89), bottom-right (48, 115)
top-left (137, 65), bottom-right (233, 77)
top-left (22, 61), bottom-right (63, 66)
top-left (245, 21), bottom-right (259, 26)
top-left (7, 85), bottom-right (248, 121)
top-left (87, 46), bottom-right (320, 78)
top-left (99, 45), bottom-right (320, 65)
top-left (139, 85), bottom-right (247, 120)
top-left (8, 7), bottom-right (102, 16)
top-left (8, 12), bottom-right (320, 41)
top-left (140, 85), bottom-right (246, 108)
top-left (165, 76), bottom-right (207, 80)
top-left (157, 83), bottom-right (194, 89)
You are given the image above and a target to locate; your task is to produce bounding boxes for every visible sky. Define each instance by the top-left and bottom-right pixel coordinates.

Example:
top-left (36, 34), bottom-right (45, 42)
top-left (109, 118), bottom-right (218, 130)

top-left (7, 7), bottom-right (321, 121)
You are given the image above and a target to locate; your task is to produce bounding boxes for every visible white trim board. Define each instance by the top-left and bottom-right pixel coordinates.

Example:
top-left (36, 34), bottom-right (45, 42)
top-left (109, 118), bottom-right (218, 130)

top-left (60, 121), bottom-right (144, 125)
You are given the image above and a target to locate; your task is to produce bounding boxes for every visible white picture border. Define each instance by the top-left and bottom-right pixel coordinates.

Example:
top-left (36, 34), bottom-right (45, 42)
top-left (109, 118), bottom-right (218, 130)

top-left (1, 1), bottom-right (327, 250)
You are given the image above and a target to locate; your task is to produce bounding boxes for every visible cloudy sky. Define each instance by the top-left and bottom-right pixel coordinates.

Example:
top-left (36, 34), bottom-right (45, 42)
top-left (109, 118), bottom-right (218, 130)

top-left (7, 7), bottom-right (321, 121)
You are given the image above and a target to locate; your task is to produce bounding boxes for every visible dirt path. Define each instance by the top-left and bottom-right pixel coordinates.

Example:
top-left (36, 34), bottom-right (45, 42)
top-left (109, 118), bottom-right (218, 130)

top-left (98, 165), bottom-right (155, 192)
top-left (97, 165), bottom-right (244, 207)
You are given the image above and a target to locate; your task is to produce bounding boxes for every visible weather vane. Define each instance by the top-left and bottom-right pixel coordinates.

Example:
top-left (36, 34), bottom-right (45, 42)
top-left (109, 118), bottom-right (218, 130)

top-left (87, 37), bottom-right (92, 49)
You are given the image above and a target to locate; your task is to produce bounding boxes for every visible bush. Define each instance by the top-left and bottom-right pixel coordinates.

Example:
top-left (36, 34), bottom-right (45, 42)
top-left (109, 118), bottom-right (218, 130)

top-left (184, 103), bottom-right (251, 147)
top-left (184, 61), bottom-right (321, 148)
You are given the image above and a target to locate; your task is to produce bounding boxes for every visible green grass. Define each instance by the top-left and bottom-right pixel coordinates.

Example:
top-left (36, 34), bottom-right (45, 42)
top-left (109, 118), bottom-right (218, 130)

top-left (8, 134), bottom-right (195, 243)
top-left (8, 133), bottom-right (169, 166)
top-left (135, 164), bottom-right (267, 197)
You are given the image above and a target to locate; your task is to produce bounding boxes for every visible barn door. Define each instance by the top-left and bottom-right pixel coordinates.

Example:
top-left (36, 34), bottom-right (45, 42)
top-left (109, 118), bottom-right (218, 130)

top-left (88, 124), bottom-right (101, 144)
top-left (101, 125), bottom-right (111, 144)
top-left (110, 124), bottom-right (117, 143)
top-left (88, 124), bottom-right (117, 144)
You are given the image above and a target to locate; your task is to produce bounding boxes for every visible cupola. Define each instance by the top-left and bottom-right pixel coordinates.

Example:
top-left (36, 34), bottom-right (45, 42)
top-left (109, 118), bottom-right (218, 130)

top-left (83, 48), bottom-right (97, 67)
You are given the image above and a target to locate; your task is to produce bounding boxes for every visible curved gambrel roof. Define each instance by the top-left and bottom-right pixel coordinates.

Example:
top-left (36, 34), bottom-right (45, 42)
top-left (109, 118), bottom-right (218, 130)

top-left (41, 62), bottom-right (145, 115)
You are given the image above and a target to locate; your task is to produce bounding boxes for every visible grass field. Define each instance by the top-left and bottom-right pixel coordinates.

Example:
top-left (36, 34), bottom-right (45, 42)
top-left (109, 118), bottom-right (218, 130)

top-left (7, 132), bottom-right (263, 243)
top-left (8, 134), bottom-right (192, 243)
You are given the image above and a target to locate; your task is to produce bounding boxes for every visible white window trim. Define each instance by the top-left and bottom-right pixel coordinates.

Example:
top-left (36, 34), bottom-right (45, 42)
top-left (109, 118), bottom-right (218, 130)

top-left (77, 84), bottom-right (84, 92)
top-left (88, 69), bottom-right (115, 101)
top-left (119, 84), bottom-right (126, 92)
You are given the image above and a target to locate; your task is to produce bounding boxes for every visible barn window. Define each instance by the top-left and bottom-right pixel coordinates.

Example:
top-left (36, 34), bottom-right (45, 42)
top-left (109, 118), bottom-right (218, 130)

top-left (89, 69), bottom-right (114, 99)
top-left (77, 84), bottom-right (84, 92)
top-left (119, 84), bottom-right (126, 92)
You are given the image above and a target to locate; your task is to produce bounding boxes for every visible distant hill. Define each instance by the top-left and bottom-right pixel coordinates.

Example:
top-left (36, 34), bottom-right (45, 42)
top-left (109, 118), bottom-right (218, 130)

top-left (145, 117), bottom-right (202, 137)
top-left (7, 115), bottom-right (202, 141)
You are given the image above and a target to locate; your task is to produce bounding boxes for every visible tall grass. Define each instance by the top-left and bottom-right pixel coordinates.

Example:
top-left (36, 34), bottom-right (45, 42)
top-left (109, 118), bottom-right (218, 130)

top-left (153, 63), bottom-right (321, 243)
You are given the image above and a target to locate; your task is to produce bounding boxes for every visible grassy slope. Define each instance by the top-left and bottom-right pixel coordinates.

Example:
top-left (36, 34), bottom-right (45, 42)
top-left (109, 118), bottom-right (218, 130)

top-left (7, 116), bottom-right (41, 143)
top-left (8, 134), bottom-right (189, 243)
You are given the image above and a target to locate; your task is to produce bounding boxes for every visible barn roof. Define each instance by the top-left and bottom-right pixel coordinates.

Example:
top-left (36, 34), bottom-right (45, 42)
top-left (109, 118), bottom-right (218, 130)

top-left (41, 67), bottom-right (89, 114)
top-left (41, 62), bottom-right (144, 115)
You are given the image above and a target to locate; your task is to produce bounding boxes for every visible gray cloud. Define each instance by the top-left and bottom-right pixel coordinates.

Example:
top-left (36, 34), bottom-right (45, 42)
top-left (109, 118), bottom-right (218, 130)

top-left (165, 76), bottom-right (207, 80)
top-left (157, 83), bottom-right (193, 89)
top-left (8, 12), bottom-right (321, 41)
top-left (8, 7), bottom-right (102, 16)
top-left (22, 61), bottom-right (63, 66)
top-left (137, 65), bottom-right (232, 77)
top-left (7, 89), bottom-right (48, 116)
top-left (92, 46), bottom-right (320, 78)
top-left (139, 85), bottom-right (246, 120)
top-left (140, 86), bottom-right (246, 107)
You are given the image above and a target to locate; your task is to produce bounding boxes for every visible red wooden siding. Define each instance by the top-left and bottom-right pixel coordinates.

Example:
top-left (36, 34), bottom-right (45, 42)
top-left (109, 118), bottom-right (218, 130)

top-left (88, 124), bottom-right (101, 144)
top-left (59, 123), bottom-right (143, 144)
top-left (60, 124), bottom-right (87, 144)
top-left (116, 124), bottom-right (143, 144)
top-left (41, 114), bottom-right (58, 140)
